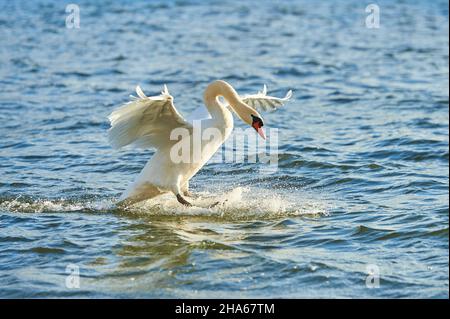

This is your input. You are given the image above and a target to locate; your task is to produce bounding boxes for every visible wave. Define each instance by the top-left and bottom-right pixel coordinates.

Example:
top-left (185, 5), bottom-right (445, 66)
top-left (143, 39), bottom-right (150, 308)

top-left (0, 196), bottom-right (113, 214)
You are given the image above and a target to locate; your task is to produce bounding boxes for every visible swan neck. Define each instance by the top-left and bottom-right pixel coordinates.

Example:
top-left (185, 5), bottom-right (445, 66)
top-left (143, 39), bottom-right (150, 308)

top-left (203, 80), bottom-right (242, 119)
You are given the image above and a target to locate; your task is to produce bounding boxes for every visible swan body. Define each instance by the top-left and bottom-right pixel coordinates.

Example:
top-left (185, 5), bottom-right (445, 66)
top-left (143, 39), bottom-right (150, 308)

top-left (108, 80), bottom-right (292, 206)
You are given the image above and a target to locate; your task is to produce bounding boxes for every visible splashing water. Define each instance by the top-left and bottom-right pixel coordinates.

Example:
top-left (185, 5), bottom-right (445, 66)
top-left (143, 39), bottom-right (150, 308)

top-left (0, 187), bottom-right (331, 220)
top-left (125, 187), bottom-right (331, 219)
top-left (0, 0), bottom-right (447, 298)
top-left (0, 196), bottom-right (114, 214)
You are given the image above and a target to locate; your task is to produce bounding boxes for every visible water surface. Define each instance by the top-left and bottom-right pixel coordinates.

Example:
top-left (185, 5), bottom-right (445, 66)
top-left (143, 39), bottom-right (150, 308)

top-left (0, 0), bottom-right (448, 298)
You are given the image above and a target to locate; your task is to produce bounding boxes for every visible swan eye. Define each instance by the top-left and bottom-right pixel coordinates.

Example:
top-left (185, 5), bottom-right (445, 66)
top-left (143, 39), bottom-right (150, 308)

top-left (251, 114), bottom-right (264, 130)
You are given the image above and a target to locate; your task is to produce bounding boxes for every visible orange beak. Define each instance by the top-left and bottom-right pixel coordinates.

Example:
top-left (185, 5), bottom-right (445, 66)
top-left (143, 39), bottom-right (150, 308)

top-left (256, 127), bottom-right (266, 140)
top-left (251, 115), bottom-right (266, 140)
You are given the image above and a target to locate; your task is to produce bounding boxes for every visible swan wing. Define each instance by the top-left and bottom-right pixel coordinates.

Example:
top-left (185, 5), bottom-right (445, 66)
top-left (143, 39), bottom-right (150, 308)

top-left (241, 85), bottom-right (293, 112)
top-left (108, 85), bottom-right (192, 149)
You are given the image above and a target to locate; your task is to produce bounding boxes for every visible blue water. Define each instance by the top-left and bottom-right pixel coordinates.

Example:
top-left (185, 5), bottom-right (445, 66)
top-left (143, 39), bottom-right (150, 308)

top-left (0, 0), bottom-right (448, 298)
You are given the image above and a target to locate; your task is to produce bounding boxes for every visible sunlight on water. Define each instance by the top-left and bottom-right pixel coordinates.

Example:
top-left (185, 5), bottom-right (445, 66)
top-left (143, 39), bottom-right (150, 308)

top-left (0, 0), bottom-right (447, 298)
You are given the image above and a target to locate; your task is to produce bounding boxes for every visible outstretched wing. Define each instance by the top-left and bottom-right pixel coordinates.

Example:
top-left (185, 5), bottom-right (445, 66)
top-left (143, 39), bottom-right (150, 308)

top-left (108, 85), bottom-right (191, 150)
top-left (240, 85), bottom-right (292, 112)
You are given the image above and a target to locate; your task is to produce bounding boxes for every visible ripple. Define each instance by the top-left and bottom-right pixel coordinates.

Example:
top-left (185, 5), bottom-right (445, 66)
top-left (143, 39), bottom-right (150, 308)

top-left (29, 247), bottom-right (65, 254)
top-left (54, 71), bottom-right (91, 78)
top-left (0, 0), bottom-right (448, 299)
top-left (274, 67), bottom-right (313, 77)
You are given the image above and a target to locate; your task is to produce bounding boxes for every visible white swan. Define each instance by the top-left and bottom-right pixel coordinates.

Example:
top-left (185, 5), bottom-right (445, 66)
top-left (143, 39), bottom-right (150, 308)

top-left (108, 80), bottom-right (292, 207)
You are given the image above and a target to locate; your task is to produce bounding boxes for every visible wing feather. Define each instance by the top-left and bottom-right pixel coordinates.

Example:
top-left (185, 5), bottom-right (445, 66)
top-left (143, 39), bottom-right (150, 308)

top-left (241, 85), bottom-right (293, 112)
top-left (108, 85), bottom-right (191, 150)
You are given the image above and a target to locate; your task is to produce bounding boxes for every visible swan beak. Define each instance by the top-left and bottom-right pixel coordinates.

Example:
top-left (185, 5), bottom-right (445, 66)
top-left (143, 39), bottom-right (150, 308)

top-left (251, 115), bottom-right (266, 140)
top-left (257, 127), bottom-right (266, 140)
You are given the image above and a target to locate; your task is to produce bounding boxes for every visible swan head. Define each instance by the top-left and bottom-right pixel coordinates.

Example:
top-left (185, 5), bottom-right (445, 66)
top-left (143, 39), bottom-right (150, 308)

top-left (250, 114), bottom-right (266, 140)
top-left (203, 80), bottom-right (266, 139)
top-left (232, 101), bottom-right (266, 140)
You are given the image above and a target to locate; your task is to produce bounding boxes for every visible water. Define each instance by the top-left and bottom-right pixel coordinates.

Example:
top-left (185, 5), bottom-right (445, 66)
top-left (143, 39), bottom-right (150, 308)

top-left (0, 0), bottom-right (448, 298)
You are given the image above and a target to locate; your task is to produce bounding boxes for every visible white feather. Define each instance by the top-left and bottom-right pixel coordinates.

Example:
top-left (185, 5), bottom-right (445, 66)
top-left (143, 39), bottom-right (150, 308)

top-left (108, 85), bottom-right (191, 150)
top-left (136, 85), bottom-right (147, 99)
top-left (239, 85), bottom-right (293, 112)
top-left (161, 84), bottom-right (169, 96)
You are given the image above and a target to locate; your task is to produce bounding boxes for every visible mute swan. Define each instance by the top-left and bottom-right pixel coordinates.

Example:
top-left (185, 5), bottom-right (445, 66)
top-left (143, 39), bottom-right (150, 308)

top-left (108, 80), bottom-right (292, 207)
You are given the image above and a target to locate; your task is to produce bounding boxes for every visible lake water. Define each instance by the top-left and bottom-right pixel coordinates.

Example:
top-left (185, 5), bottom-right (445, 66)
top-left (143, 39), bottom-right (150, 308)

top-left (0, 0), bottom-right (448, 298)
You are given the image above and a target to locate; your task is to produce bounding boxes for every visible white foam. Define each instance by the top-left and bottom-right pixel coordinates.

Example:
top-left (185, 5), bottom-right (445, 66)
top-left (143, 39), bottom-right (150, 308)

top-left (0, 197), bottom-right (114, 214)
top-left (124, 186), bottom-right (331, 219)
top-left (0, 187), bottom-right (331, 219)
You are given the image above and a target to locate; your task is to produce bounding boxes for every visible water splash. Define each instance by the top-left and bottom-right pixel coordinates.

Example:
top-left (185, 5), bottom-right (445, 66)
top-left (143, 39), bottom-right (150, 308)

top-left (123, 187), bottom-right (331, 219)
top-left (0, 196), bottom-right (115, 214)
top-left (0, 187), bottom-right (330, 219)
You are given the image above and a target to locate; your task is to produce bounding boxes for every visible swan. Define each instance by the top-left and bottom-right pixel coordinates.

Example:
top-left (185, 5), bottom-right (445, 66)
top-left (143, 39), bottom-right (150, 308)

top-left (108, 80), bottom-right (292, 207)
